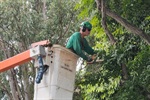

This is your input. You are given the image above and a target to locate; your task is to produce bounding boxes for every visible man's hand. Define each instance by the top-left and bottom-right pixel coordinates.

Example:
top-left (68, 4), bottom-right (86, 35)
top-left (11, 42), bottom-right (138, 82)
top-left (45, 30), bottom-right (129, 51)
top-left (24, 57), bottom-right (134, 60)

top-left (87, 54), bottom-right (104, 64)
top-left (86, 57), bottom-right (93, 64)
top-left (91, 54), bottom-right (97, 60)
top-left (86, 54), bottom-right (97, 64)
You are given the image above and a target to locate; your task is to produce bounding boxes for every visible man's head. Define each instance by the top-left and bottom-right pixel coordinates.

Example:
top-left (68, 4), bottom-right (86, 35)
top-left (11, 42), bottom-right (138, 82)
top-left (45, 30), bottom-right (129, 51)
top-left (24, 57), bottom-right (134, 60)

top-left (80, 21), bottom-right (92, 32)
top-left (80, 21), bottom-right (92, 37)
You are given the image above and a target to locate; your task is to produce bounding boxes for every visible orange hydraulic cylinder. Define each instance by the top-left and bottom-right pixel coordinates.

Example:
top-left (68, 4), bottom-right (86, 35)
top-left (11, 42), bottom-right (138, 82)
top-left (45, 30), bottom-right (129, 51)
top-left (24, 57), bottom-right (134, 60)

top-left (0, 50), bottom-right (32, 72)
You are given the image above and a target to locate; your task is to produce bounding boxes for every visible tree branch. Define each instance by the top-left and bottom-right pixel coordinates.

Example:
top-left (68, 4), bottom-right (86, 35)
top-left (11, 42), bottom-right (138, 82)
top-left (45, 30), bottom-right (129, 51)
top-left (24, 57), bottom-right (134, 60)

top-left (0, 81), bottom-right (12, 99)
top-left (121, 63), bottom-right (128, 80)
top-left (101, 0), bottom-right (116, 44)
top-left (95, 0), bottom-right (150, 45)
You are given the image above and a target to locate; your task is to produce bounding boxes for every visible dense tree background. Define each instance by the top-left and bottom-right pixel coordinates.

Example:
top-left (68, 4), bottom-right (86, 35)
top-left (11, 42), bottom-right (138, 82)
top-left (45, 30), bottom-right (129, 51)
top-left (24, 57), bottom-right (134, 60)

top-left (0, 0), bottom-right (150, 100)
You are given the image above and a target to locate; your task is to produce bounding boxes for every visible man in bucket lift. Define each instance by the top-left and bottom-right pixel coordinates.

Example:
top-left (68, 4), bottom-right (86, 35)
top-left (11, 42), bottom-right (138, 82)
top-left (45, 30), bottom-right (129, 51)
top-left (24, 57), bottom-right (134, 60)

top-left (66, 21), bottom-right (96, 64)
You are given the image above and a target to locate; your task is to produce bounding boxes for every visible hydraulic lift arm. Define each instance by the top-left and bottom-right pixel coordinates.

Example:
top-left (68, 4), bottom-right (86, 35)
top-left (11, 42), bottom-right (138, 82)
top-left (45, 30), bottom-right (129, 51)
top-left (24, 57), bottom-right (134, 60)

top-left (0, 50), bottom-right (32, 72)
top-left (0, 40), bottom-right (49, 73)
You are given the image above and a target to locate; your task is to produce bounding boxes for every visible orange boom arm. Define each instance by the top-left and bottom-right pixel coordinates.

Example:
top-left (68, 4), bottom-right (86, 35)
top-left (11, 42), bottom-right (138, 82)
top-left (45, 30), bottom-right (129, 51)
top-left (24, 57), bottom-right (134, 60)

top-left (0, 50), bottom-right (32, 72)
top-left (0, 40), bottom-right (49, 73)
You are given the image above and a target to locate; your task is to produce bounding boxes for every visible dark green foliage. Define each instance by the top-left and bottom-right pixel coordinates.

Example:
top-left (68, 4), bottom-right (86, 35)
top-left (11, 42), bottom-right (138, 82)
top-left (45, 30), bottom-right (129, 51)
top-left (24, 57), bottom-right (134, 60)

top-left (74, 33), bottom-right (150, 99)
top-left (73, 0), bottom-right (150, 99)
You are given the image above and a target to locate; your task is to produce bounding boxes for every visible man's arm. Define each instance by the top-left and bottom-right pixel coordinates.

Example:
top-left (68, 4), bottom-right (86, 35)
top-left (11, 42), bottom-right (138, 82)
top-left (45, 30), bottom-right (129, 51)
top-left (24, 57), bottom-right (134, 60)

top-left (72, 33), bottom-right (88, 60)
top-left (83, 39), bottom-right (95, 55)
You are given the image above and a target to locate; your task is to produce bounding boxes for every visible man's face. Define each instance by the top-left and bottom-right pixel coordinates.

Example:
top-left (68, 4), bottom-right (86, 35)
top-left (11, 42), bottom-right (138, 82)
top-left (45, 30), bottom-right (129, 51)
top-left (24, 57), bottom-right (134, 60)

top-left (84, 28), bottom-right (91, 36)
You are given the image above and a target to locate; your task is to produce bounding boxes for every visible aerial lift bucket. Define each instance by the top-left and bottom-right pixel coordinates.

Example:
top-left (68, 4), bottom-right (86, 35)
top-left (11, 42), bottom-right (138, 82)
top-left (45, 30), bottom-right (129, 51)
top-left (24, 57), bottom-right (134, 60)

top-left (33, 45), bottom-right (79, 100)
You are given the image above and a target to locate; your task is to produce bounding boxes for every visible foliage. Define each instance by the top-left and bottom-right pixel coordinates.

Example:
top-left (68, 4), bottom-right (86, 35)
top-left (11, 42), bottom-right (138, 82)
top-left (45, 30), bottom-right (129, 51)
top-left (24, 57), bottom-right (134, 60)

top-left (73, 0), bottom-right (150, 100)
top-left (0, 0), bottom-right (79, 99)
top-left (44, 0), bottom-right (79, 45)
top-left (74, 34), bottom-right (150, 100)
top-left (107, 0), bottom-right (150, 25)
top-left (112, 46), bottom-right (150, 100)
top-left (0, 0), bottom-right (150, 99)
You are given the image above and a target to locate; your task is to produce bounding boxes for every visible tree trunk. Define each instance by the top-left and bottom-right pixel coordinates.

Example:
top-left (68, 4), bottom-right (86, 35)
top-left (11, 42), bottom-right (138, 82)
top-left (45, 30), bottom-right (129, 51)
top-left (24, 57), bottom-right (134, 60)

top-left (6, 51), bottom-right (20, 100)
top-left (17, 42), bottom-right (31, 100)
top-left (1, 37), bottom-right (20, 100)
top-left (21, 64), bottom-right (30, 100)
top-left (0, 81), bottom-right (12, 100)
top-left (121, 63), bottom-right (128, 80)
top-left (101, 0), bottom-right (116, 44)
top-left (7, 70), bottom-right (20, 100)
top-left (95, 0), bottom-right (150, 45)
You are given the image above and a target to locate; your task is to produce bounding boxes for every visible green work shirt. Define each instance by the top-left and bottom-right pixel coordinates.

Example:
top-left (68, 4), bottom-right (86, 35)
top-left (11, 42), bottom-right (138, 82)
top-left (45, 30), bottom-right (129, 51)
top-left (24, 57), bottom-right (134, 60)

top-left (66, 32), bottom-right (95, 60)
